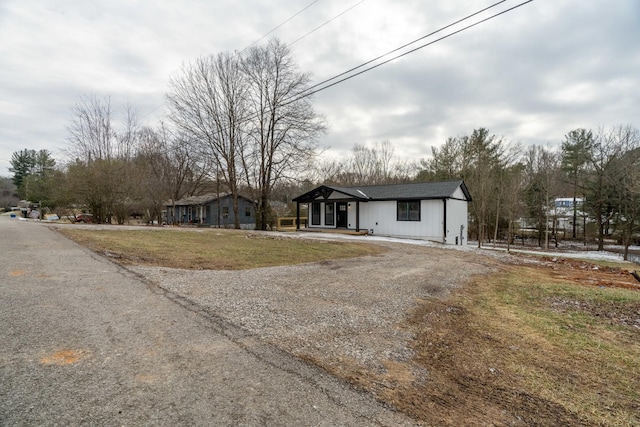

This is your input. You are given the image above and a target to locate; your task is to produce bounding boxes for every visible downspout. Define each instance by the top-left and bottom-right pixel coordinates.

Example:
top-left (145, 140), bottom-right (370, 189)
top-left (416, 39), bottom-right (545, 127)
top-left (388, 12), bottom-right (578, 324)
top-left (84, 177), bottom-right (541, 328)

top-left (356, 201), bottom-right (360, 232)
top-left (443, 198), bottom-right (447, 244)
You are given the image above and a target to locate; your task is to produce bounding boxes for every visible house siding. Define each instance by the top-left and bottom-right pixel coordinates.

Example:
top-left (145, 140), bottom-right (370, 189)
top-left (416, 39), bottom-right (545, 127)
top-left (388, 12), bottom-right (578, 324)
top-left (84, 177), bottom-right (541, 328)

top-left (357, 200), bottom-right (445, 241)
top-left (166, 196), bottom-right (256, 229)
top-left (308, 199), bottom-right (453, 242)
top-left (298, 181), bottom-right (470, 244)
top-left (444, 198), bottom-right (468, 245)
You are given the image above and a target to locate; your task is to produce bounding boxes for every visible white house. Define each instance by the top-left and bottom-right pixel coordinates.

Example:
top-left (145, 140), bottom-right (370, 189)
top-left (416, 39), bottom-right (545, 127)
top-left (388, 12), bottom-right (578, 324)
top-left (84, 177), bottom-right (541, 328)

top-left (292, 180), bottom-right (471, 245)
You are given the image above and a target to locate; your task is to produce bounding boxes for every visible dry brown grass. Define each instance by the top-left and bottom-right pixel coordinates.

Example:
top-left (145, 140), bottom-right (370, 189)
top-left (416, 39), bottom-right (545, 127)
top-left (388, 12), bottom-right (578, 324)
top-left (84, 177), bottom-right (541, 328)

top-left (56, 228), bottom-right (385, 270)
top-left (366, 264), bottom-right (640, 426)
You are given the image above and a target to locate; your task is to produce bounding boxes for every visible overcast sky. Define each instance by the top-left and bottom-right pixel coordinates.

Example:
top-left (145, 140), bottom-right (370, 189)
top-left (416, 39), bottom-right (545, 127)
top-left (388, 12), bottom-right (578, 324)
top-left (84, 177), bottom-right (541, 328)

top-left (1, 0), bottom-right (638, 176)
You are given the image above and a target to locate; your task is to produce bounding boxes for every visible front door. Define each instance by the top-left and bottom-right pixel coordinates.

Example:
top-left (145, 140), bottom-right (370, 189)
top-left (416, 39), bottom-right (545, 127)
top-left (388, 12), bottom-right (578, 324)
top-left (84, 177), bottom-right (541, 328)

top-left (336, 202), bottom-right (348, 228)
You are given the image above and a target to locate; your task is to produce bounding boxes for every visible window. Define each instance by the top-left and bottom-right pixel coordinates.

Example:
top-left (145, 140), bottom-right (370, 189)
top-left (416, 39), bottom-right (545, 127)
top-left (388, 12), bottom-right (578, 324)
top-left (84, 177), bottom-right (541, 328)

top-left (397, 200), bottom-right (420, 221)
top-left (325, 203), bottom-right (334, 226)
top-left (222, 206), bottom-right (229, 217)
top-left (311, 203), bottom-right (321, 225)
top-left (245, 206), bottom-right (251, 217)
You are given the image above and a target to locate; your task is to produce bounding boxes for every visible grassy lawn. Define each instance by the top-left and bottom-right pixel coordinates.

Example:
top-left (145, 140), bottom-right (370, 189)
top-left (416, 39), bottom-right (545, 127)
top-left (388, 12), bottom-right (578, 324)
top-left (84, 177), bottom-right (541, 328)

top-left (391, 265), bottom-right (640, 426)
top-left (56, 228), bottom-right (385, 269)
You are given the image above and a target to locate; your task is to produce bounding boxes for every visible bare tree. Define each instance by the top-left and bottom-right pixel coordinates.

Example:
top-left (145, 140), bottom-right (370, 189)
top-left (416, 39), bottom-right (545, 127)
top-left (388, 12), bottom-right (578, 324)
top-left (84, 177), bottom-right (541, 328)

top-left (67, 95), bottom-right (116, 162)
top-left (583, 125), bottom-right (637, 250)
top-left (524, 145), bottom-right (561, 250)
top-left (241, 39), bottom-right (326, 229)
top-left (137, 125), bottom-right (208, 224)
top-left (503, 163), bottom-right (526, 252)
top-left (311, 140), bottom-right (417, 187)
top-left (167, 53), bottom-right (248, 228)
top-left (605, 125), bottom-right (640, 258)
top-left (64, 95), bottom-right (142, 223)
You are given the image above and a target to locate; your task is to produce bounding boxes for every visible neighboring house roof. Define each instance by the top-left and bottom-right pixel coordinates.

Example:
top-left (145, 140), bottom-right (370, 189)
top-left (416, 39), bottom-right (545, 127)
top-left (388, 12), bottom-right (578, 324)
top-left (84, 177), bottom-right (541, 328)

top-left (293, 180), bottom-right (472, 203)
top-left (169, 192), bottom-right (254, 207)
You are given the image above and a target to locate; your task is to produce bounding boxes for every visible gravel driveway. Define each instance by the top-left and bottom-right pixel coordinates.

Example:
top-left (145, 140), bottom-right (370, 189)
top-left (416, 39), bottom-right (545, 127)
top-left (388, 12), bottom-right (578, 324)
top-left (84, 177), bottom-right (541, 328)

top-left (132, 234), bottom-right (499, 401)
top-left (1, 218), bottom-right (422, 426)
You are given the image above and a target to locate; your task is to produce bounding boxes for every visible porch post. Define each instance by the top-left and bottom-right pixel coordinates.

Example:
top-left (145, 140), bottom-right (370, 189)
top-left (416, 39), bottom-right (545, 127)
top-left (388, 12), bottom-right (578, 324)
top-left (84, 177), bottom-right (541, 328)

top-left (442, 198), bottom-right (447, 244)
top-left (356, 201), bottom-right (360, 232)
top-left (296, 202), bottom-right (301, 230)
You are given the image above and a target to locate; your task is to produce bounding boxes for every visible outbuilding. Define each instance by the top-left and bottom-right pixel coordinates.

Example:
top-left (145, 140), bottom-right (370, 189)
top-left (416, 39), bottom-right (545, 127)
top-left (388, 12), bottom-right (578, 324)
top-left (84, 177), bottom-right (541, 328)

top-left (292, 180), bottom-right (471, 244)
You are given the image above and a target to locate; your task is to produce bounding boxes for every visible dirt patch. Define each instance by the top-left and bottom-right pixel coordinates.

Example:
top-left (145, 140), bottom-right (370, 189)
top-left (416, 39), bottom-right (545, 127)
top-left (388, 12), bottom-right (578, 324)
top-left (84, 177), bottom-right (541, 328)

top-left (40, 350), bottom-right (87, 366)
top-left (546, 297), bottom-right (640, 328)
top-left (537, 256), bottom-right (640, 290)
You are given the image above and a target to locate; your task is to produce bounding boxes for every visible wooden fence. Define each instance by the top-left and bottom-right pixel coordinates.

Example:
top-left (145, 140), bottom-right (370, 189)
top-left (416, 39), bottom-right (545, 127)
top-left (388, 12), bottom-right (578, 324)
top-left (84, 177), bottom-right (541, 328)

top-left (276, 217), bottom-right (307, 231)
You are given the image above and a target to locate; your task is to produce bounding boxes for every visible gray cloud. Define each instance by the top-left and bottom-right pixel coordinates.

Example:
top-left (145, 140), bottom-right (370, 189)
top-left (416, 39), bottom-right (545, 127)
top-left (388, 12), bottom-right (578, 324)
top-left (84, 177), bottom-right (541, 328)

top-left (1, 0), bottom-right (638, 175)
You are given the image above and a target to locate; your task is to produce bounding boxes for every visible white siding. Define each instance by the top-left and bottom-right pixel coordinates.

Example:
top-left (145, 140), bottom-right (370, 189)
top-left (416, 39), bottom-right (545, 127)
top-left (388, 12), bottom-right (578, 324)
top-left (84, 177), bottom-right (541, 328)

top-left (452, 186), bottom-right (467, 200)
top-left (445, 198), bottom-right (468, 245)
top-left (304, 183), bottom-right (469, 244)
top-left (357, 200), bottom-right (445, 241)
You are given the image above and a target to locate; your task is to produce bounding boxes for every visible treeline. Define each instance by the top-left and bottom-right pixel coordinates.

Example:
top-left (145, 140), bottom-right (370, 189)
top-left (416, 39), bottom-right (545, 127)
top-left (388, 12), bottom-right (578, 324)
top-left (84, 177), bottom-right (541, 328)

top-left (415, 126), bottom-right (638, 259)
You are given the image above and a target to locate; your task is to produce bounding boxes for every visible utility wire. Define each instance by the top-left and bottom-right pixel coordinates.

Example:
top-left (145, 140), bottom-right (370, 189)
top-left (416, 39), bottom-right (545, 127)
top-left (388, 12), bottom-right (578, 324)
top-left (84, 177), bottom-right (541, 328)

top-left (190, 0), bottom-right (535, 137)
top-left (242, 0), bottom-right (321, 52)
top-left (289, 0), bottom-right (367, 46)
top-left (303, 0), bottom-right (507, 94)
top-left (140, 1), bottom-right (322, 122)
top-left (284, 0), bottom-right (534, 106)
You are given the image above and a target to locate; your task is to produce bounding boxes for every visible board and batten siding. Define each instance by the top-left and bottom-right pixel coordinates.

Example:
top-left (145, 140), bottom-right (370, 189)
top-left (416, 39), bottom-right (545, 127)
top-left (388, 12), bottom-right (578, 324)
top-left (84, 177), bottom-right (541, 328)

top-left (444, 198), bottom-right (468, 245)
top-left (297, 180), bottom-right (470, 244)
top-left (358, 200), bottom-right (444, 240)
top-left (309, 198), bottom-right (465, 243)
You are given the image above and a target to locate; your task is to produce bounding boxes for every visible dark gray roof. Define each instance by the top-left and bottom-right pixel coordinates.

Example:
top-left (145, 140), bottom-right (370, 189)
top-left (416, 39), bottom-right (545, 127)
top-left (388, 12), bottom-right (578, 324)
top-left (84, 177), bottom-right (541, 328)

top-left (293, 180), bottom-right (471, 202)
top-left (170, 192), bottom-right (233, 206)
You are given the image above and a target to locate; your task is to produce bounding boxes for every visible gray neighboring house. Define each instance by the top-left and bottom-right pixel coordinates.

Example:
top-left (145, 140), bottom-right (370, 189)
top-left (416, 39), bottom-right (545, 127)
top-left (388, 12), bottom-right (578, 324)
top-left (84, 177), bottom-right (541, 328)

top-left (293, 180), bottom-right (471, 244)
top-left (165, 193), bottom-right (256, 229)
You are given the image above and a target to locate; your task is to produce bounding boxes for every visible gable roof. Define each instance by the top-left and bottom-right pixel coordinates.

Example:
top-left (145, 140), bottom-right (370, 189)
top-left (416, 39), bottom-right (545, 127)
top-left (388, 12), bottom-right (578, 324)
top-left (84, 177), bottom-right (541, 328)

top-left (293, 180), bottom-right (471, 203)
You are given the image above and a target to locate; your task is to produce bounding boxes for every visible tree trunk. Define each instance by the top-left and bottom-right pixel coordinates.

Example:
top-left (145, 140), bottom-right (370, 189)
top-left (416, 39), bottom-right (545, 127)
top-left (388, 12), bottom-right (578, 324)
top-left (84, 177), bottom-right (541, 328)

top-left (493, 198), bottom-right (500, 247)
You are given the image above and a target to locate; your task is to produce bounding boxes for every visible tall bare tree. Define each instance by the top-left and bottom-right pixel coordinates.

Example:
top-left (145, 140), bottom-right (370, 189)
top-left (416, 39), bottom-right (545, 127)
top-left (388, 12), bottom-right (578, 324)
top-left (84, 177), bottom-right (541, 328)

top-left (595, 125), bottom-right (640, 257)
top-left (241, 39), bottom-right (326, 229)
top-left (64, 95), bottom-right (142, 223)
top-left (137, 125), bottom-right (208, 224)
top-left (167, 53), bottom-right (248, 228)
top-left (583, 125), bottom-right (638, 250)
top-left (524, 145), bottom-right (561, 249)
top-left (502, 163), bottom-right (526, 251)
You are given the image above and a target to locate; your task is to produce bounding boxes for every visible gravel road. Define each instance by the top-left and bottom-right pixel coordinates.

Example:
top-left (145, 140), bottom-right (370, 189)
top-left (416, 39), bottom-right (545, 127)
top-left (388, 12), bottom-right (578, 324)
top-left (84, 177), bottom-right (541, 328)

top-left (0, 217), bottom-right (420, 426)
top-left (133, 235), bottom-right (498, 380)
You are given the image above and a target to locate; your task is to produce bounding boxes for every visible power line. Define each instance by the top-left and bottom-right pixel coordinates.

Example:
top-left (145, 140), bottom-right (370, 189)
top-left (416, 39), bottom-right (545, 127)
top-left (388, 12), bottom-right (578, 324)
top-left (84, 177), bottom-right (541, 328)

top-left (289, 0), bottom-right (367, 46)
top-left (242, 0), bottom-right (321, 52)
top-left (304, 0), bottom-right (507, 94)
top-left (139, 2), bottom-right (323, 123)
top-left (183, 0), bottom-right (535, 138)
top-left (284, 0), bottom-right (535, 106)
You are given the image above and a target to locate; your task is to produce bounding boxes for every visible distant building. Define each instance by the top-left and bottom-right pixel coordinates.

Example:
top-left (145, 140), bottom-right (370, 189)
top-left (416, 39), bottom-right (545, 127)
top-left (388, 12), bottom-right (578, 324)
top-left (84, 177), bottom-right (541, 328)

top-left (165, 193), bottom-right (256, 229)
top-left (553, 198), bottom-right (586, 231)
